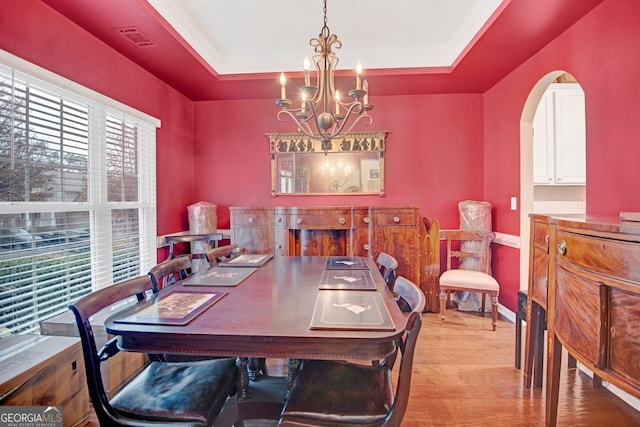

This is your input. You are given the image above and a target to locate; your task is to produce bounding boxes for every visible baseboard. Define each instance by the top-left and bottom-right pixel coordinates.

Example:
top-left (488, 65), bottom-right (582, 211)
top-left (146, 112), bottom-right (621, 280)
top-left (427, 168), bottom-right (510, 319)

top-left (498, 303), bottom-right (516, 323)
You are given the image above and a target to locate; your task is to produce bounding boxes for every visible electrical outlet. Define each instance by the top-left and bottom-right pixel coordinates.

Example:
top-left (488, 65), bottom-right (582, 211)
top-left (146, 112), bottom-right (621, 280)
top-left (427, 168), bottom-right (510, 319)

top-left (511, 197), bottom-right (517, 211)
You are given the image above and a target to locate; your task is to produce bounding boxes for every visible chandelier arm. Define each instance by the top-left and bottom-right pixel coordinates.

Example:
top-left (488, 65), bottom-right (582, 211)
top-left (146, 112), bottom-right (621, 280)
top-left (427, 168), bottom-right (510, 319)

top-left (276, 109), bottom-right (325, 141)
top-left (339, 114), bottom-right (373, 135)
top-left (326, 102), bottom-right (365, 137)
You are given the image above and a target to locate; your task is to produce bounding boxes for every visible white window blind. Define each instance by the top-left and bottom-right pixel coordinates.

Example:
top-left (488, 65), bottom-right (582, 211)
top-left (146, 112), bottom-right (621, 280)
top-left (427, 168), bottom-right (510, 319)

top-left (0, 52), bottom-right (158, 334)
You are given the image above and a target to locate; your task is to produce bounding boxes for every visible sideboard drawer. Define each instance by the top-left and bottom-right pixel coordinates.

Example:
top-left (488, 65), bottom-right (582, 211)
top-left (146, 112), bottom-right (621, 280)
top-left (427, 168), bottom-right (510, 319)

top-left (273, 213), bottom-right (287, 227)
top-left (288, 213), bottom-right (352, 229)
top-left (375, 212), bottom-right (417, 226)
top-left (233, 213), bottom-right (272, 227)
top-left (353, 209), bottom-right (372, 227)
top-left (556, 229), bottom-right (640, 284)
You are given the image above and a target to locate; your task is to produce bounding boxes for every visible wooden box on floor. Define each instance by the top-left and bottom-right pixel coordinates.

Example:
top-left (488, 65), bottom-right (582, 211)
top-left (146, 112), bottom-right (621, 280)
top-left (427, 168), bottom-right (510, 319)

top-left (0, 335), bottom-right (89, 427)
top-left (40, 307), bottom-right (148, 397)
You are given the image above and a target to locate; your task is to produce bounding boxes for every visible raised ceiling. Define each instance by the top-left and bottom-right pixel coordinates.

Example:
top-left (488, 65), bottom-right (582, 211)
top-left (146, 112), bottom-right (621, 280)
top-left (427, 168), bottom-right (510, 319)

top-left (146, 0), bottom-right (504, 75)
top-left (42, 0), bottom-right (604, 101)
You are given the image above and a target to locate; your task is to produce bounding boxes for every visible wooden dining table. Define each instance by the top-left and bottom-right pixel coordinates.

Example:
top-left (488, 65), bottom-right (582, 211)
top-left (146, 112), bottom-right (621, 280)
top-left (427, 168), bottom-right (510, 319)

top-left (104, 255), bottom-right (406, 426)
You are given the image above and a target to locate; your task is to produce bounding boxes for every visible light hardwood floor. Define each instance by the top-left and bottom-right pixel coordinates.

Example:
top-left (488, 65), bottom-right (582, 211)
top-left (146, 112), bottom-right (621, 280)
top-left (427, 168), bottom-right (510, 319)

top-left (401, 310), bottom-right (640, 426)
top-left (87, 309), bottom-right (640, 426)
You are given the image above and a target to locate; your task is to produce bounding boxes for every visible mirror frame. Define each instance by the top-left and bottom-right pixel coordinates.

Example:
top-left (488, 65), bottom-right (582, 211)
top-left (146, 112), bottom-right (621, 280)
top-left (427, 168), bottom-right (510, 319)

top-left (267, 131), bottom-right (387, 197)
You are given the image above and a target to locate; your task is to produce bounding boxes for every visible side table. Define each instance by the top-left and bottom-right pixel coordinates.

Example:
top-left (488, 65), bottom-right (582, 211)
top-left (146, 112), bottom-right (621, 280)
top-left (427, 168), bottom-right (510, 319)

top-left (164, 232), bottom-right (227, 260)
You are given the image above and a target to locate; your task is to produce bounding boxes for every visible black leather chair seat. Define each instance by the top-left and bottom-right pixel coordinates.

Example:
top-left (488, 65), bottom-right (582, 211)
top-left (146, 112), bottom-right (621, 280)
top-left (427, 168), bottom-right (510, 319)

top-left (111, 358), bottom-right (237, 424)
top-left (282, 359), bottom-right (393, 424)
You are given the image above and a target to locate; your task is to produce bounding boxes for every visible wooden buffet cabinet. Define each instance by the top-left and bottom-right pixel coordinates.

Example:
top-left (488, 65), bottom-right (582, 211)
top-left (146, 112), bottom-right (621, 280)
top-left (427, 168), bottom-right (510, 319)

top-left (230, 206), bottom-right (440, 312)
top-left (525, 214), bottom-right (640, 426)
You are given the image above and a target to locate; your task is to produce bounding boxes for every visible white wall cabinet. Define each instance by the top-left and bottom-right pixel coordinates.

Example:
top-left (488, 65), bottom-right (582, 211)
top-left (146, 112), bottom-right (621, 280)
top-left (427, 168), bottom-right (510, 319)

top-left (533, 83), bottom-right (586, 185)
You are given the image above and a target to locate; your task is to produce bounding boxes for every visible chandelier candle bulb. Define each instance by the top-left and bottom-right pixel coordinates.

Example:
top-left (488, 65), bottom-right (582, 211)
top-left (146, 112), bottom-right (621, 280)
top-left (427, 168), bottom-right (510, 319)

top-left (363, 79), bottom-right (369, 105)
top-left (303, 57), bottom-right (311, 86)
top-left (280, 72), bottom-right (286, 100)
top-left (356, 62), bottom-right (363, 90)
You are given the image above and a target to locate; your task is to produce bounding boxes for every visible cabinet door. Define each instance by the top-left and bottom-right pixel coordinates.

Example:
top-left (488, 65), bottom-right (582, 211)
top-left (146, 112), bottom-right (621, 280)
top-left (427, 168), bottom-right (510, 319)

top-left (351, 208), bottom-right (371, 257)
top-left (232, 227), bottom-right (272, 254)
top-left (553, 85), bottom-right (586, 184)
top-left (533, 91), bottom-right (555, 184)
top-left (372, 208), bottom-right (420, 286)
top-left (533, 84), bottom-right (586, 185)
top-left (230, 208), bottom-right (273, 254)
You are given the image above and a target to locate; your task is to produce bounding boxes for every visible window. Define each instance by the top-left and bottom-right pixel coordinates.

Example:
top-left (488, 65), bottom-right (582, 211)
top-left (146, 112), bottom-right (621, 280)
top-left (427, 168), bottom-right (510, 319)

top-left (0, 52), bottom-right (158, 334)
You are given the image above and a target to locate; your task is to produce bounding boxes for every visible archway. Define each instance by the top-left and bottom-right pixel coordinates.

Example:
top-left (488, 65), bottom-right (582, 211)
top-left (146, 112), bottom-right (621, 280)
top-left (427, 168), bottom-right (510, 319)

top-left (519, 71), bottom-right (585, 290)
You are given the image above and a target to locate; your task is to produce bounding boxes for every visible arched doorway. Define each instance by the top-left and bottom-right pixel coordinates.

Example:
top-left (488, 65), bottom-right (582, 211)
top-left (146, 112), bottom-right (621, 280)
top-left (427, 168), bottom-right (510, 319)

top-left (519, 71), bottom-right (586, 290)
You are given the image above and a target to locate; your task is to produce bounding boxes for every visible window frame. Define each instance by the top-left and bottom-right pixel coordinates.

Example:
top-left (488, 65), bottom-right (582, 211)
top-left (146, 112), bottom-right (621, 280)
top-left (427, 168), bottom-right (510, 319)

top-left (0, 49), bottom-right (160, 334)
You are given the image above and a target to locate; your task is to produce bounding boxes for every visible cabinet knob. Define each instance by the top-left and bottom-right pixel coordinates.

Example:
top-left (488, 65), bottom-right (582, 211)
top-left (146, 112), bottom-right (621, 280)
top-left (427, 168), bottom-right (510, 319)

top-left (363, 217), bottom-right (370, 224)
top-left (297, 218), bottom-right (302, 224)
top-left (275, 243), bottom-right (281, 249)
top-left (393, 216), bottom-right (400, 223)
top-left (247, 217), bottom-right (254, 224)
top-left (364, 244), bottom-right (370, 251)
top-left (558, 240), bottom-right (567, 255)
top-left (339, 217), bottom-right (346, 225)
top-left (275, 217), bottom-right (282, 223)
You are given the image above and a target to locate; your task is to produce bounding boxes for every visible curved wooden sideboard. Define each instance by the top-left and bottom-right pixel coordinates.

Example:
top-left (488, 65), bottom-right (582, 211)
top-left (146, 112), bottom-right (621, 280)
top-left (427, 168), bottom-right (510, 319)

top-left (528, 215), bottom-right (640, 426)
top-left (230, 206), bottom-right (441, 312)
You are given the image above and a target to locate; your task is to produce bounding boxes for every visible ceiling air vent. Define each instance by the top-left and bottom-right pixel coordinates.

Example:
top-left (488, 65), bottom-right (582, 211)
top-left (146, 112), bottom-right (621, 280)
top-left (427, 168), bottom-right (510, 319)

top-left (113, 26), bottom-right (156, 48)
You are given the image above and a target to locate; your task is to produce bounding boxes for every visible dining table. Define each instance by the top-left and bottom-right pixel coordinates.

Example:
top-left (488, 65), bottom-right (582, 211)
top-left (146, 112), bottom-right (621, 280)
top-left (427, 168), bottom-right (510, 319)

top-left (104, 255), bottom-right (407, 426)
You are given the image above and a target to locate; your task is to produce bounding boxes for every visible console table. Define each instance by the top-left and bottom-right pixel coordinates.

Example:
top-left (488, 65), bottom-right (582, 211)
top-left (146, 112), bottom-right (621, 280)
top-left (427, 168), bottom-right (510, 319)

top-left (527, 215), bottom-right (640, 426)
top-left (229, 206), bottom-right (441, 311)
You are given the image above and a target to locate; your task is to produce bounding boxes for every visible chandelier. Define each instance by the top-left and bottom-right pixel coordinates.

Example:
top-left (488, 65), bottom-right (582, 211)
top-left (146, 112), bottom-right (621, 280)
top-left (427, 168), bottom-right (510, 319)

top-left (275, 0), bottom-right (373, 149)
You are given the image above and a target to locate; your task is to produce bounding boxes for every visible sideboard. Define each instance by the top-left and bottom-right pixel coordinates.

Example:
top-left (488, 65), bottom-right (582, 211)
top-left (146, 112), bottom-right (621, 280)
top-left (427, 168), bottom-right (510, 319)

top-left (525, 215), bottom-right (640, 426)
top-left (230, 206), bottom-right (440, 311)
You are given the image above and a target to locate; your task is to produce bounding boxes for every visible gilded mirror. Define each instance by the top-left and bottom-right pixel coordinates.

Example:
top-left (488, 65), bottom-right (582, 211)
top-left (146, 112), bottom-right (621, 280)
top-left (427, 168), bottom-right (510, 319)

top-left (268, 132), bottom-right (386, 196)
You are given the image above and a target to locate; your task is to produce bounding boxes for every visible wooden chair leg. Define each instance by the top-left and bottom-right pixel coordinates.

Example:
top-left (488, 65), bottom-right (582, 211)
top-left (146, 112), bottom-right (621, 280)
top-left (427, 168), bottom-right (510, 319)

top-left (490, 292), bottom-right (498, 331)
top-left (440, 289), bottom-right (447, 324)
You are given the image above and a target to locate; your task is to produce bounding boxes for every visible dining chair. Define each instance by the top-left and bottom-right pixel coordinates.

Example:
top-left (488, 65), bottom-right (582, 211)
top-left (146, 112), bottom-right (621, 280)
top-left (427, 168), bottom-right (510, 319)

top-left (376, 251), bottom-right (399, 291)
top-left (69, 275), bottom-right (237, 426)
top-left (439, 229), bottom-right (500, 330)
top-left (278, 276), bottom-right (425, 427)
top-left (147, 255), bottom-right (192, 292)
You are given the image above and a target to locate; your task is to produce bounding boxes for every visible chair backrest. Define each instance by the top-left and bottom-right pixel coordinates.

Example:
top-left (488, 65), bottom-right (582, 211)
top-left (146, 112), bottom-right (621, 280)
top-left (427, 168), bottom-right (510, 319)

top-left (203, 244), bottom-right (239, 265)
top-left (439, 229), bottom-right (495, 273)
top-left (394, 275), bottom-right (426, 313)
top-left (69, 276), bottom-right (152, 425)
top-left (148, 255), bottom-right (192, 292)
top-left (377, 251), bottom-right (399, 290)
top-left (385, 276), bottom-right (424, 426)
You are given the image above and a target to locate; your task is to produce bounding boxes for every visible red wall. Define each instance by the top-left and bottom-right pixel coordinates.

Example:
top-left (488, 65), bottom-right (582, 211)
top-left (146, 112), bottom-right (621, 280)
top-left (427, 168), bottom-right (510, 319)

top-left (0, 0), bottom-right (196, 243)
top-left (484, 0), bottom-right (640, 309)
top-left (7, 0), bottom-right (639, 312)
top-left (193, 94), bottom-right (485, 229)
